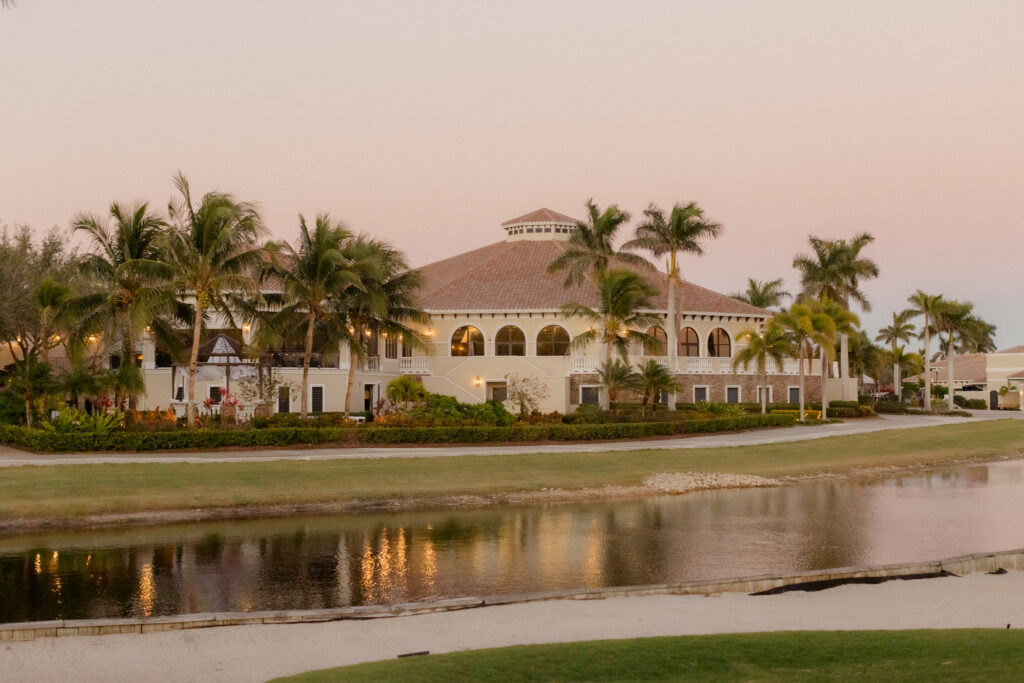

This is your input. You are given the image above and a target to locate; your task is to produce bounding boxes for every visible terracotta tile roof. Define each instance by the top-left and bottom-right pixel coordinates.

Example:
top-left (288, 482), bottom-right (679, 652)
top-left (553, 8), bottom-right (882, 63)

top-left (1006, 369), bottom-right (1024, 380)
top-left (925, 354), bottom-right (988, 383)
top-left (998, 345), bottom-right (1024, 354)
top-left (501, 208), bottom-right (578, 226)
top-left (414, 239), bottom-right (767, 316)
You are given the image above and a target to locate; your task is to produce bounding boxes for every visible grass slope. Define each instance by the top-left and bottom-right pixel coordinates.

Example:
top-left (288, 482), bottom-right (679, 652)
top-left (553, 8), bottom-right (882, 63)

top-left (1, 421), bottom-right (1023, 522)
top-left (272, 630), bottom-right (1024, 682)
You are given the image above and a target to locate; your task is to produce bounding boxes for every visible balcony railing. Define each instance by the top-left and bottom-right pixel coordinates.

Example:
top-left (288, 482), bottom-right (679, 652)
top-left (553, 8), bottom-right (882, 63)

top-left (570, 356), bottom-right (597, 373)
top-left (359, 355), bottom-right (381, 372)
top-left (399, 357), bottom-right (431, 375)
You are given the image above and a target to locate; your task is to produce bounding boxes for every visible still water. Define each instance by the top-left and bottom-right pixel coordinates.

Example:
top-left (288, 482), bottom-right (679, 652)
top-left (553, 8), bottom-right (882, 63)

top-left (3, 459), bottom-right (1024, 623)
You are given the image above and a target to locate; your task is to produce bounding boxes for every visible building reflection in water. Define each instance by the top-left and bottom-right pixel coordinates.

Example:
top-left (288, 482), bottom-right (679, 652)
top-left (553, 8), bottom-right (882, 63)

top-left (4, 458), bottom-right (1024, 623)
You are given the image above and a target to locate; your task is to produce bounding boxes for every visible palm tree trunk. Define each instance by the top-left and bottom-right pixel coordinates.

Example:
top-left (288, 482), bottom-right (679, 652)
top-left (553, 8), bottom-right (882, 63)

top-left (301, 313), bottom-right (314, 420)
top-left (820, 346), bottom-right (828, 421)
top-left (187, 303), bottom-right (203, 427)
top-left (840, 332), bottom-right (850, 400)
top-left (947, 331), bottom-right (956, 411)
top-left (666, 270), bottom-right (677, 412)
top-left (601, 339), bottom-right (612, 410)
top-left (797, 347), bottom-right (805, 422)
top-left (127, 327), bottom-right (137, 411)
top-left (760, 365), bottom-right (768, 415)
top-left (894, 360), bottom-right (900, 401)
top-left (922, 319), bottom-right (932, 411)
top-left (343, 343), bottom-right (357, 418)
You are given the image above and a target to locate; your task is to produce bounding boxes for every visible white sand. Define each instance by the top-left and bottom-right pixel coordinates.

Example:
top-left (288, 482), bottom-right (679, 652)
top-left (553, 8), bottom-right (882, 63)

top-left (4, 571), bottom-right (1024, 683)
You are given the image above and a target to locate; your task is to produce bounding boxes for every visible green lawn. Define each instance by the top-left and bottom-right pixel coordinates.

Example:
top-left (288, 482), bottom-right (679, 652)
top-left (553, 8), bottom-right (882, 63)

top-left (2, 421), bottom-right (1023, 523)
top-left (271, 630), bottom-right (1024, 682)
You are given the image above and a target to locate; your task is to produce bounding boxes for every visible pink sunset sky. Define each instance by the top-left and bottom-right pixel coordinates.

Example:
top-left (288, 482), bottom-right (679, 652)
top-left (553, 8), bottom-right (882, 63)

top-left (2, 1), bottom-right (1022, 348)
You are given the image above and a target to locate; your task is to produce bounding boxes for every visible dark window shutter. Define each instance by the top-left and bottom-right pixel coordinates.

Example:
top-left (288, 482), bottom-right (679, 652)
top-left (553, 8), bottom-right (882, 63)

top-left (311, 386), bottom-right (324, 413)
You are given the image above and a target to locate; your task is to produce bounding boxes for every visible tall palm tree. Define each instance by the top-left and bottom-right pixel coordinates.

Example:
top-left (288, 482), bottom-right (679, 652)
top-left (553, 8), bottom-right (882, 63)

top-left (730, 277), bottom-right (790, 310)
top-left (793, 233), bottom-right (878, 400)
top-left (934, 300), bottom-right (994, 410)
top-left (163, 173), bottom-right (267, 425)
top-left (775, 301), bottom-right (835, 421)
top-left (562, 268), bottom-right (660, 409)
top-left (547, 199), bottom-right (647, 286)
top-left (337, 236), bottom-right (427, 417)
top-left (815, 299), bottom-right (860, 420)
top-left (624, 201), bottom-right (722, 411)
top-left (268, 214), bottom-right (360, 419)
top-left (69, 201), bottom-right (171, 406)
top-left (875, 310), bottom-right (916, 400)
top-left (32, 278), bottom-right (72, 364)
top-left (906, 290), bottom-right (945, 410)
top-left (733, 320), bottom-right (794, 415)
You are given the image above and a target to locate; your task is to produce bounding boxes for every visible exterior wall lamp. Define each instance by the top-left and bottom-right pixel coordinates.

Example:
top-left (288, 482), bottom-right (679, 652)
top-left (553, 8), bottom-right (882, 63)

top-left (473, 377), bottom-right (483, 387)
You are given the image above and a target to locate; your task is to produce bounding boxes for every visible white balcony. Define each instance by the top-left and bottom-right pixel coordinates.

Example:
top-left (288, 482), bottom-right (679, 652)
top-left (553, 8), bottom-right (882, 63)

top-left (683, 357), bottom-right (714, 374)
top-left (399, 357), bottom-right (431, 375)
top-left (570, 356), bottom-right (597, 373)
top-left (359, 355), bottom-right (381, 372)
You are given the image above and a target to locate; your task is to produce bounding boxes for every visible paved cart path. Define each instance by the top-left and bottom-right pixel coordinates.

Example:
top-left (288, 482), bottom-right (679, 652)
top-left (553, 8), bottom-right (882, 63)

top-left (1, 411), bottom-right (1021, 467)
top-left (4, 572), bottom-right (1024, 683)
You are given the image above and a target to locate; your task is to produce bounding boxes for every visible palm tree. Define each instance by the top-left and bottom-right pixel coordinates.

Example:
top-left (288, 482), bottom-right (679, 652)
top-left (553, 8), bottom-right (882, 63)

top-left (793, 233), bottom-right (878, 400)
top-left (268, 214), bottom-right (360, 419)
top-left (32, 278), bottom-right (72, 364)
top-left (635, 359), bottom-right (677, 415)
top-left (562, 269), bottom-right (660, 409)
top-left (732, 321), bottom-right (794, 415)
top-left (934, 300), bottom-right (993, 411)
top-left (624, 201), bottom-right (722, 411)
top-left (875, 310), bottom-right (916, 400)
top-left (775, 301), bottom-right (835, 421)
top-left (163, 173), bottom-right (267, 425)
top-left (337, 236), bottom-right (427, 417)
top-left (69, 201), bottom-right (172, 407)
top-left (596, 359), bottom-right (640, 407)
top-left (57, 361), bottom-right (104, 412)
top-left (730, 277), bottom-right (790, 310)
top-left (547, 199), bottom-right (648, 286)
top-left (815, 299), bottom-right (860, 420)
top-left (906, 290), bottom-right (945, 410)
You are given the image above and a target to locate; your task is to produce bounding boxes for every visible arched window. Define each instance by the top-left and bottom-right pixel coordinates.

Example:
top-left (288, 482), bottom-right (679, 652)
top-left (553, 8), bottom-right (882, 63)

top-left (495, 325), bottom-right (526, 356)
top-left (643, 328), bottom-right (667, 356)
top-left (678, 327), bottom-right (699, 357)
top-left (536, 325), bottom-right (570, 356)
top-left (708, 328), bottom-right (731, 357)
top-left (450, 326), bottom-right (484, 356)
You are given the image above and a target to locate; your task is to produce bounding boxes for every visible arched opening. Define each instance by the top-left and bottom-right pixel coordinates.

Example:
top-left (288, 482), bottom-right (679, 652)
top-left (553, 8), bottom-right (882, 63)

top-left (450, 326), bottom-right (484, 356)
top-left (678, 327), bottom-right (699, 357)
top-left (495, 325), bottom-right (526, 356)
top-left (708, 328), bottom-right (731, 357)
top-left (536, 325), bottom-right (570, 356)
top-left (643, 327), bottom-right (667, 356)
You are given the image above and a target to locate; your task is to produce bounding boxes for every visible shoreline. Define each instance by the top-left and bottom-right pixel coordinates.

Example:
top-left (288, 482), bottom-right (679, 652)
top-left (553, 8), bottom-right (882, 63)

top-left (2, 450), bottom-right (1017, 535)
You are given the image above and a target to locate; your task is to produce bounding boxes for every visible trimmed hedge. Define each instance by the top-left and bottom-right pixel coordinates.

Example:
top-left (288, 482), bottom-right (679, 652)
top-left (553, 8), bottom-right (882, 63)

top-left (0, 414), bottom-right (795, 453)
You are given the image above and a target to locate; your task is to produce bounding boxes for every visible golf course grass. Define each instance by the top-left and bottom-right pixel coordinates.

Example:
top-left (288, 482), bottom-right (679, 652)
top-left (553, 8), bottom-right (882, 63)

top-left (2, 420), bottom-right (1023, 524)
top-left (271, 629), bottom-right (1024, 682)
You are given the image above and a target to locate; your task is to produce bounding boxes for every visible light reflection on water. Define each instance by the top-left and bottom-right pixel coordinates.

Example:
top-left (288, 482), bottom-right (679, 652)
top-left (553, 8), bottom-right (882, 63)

top-left (3, 459), bottom-right (1024, 623)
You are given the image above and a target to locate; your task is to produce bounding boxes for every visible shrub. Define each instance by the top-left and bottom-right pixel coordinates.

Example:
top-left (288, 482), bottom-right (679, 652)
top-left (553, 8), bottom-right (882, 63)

top-left (0, 413), bottom-right (796, 453)
top-left (953, 395), bottom-right (987, 410)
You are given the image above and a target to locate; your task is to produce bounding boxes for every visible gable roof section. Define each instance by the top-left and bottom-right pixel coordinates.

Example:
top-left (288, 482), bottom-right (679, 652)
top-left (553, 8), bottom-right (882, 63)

top-left (927, 353), bottom-right (988, 383)
top-left (414, 239), bottom-right (767, 316)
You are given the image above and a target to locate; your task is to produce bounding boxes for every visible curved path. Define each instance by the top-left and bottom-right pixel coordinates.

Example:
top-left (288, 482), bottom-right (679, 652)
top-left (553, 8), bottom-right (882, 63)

top-left (4, 572), bottom-right (1024, 682)
top-left (0, 410), bottom-right (1021, 467)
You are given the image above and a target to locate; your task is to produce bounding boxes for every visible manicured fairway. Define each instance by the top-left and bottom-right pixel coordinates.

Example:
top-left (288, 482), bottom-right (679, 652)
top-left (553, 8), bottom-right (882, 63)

top-left (2, 420), bottom-right (1023, 523)
top-left (271, 630), bottom-right (1024, 682)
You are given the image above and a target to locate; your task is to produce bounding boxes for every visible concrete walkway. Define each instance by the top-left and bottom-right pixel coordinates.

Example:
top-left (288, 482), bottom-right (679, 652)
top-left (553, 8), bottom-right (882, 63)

top-left (1, 410), bottom-right (1021, 467)
top-left (4, 572), bottom-right (1024, 682)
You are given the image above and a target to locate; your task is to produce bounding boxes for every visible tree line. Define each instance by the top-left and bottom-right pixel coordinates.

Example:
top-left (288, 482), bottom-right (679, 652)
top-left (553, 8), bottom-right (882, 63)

top-left (0, 173), bottom-right (425, 426)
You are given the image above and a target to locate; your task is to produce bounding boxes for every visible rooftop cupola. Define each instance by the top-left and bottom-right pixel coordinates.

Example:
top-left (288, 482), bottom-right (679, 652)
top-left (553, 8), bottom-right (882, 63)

top-left (501, 208), bottom-right (577, 242)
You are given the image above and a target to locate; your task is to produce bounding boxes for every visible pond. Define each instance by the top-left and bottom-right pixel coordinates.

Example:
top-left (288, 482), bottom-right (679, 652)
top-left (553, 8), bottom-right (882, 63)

top-left (3, 458), bottom-right (1024, 623)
